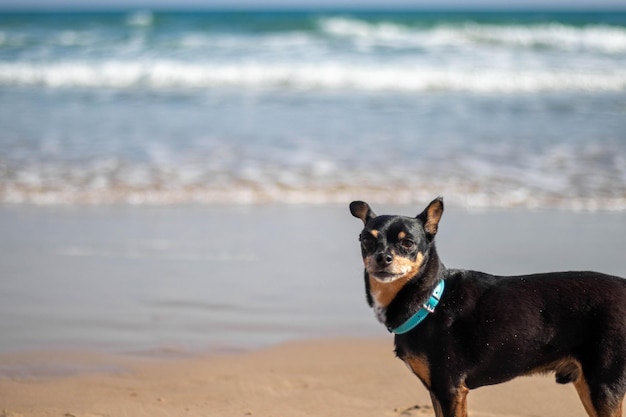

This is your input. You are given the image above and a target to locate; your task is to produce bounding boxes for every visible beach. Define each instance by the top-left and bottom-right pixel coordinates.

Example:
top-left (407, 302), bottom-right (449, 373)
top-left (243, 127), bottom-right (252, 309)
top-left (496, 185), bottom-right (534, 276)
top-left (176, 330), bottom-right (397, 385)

top-left (1, 9), bottom-right (625, 416)
top-left (0, 339), bottom-right (610, 417)
top-left (1, 204), bottom-right (625, 416)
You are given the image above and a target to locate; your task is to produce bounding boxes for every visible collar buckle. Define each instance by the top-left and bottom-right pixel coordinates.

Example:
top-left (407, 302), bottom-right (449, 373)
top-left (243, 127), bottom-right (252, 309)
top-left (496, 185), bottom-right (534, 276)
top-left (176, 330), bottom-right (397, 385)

top-left (423, 301), bottom-right (436, 314)
top-left (423, 290), bottom-right (441, 313)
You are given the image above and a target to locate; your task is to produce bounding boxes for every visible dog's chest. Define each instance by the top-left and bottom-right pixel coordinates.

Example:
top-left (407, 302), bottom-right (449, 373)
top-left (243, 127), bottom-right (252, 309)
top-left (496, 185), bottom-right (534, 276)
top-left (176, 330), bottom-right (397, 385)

top-left (368, 275), bottom-right (412, 307)
top-left (369, 275), bottom-right (413, 323)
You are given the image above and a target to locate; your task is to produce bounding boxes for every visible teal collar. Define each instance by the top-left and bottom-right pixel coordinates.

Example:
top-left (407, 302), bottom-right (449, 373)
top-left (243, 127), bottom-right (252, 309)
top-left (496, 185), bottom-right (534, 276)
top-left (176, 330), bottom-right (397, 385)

top-left (389, 279), bottom-right (445, 335)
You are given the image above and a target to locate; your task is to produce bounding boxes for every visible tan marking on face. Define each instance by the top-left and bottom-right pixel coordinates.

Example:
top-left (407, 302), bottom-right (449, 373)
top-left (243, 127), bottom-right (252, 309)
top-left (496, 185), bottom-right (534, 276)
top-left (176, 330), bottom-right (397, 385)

top-left (404, 355), bottom-right (431, 388)
top-left (370, 229), bottom-right (379, 238)
top-left (397, 231), bottom-right (406, 240)
top-left (367, 252), bottom-right (424, 308)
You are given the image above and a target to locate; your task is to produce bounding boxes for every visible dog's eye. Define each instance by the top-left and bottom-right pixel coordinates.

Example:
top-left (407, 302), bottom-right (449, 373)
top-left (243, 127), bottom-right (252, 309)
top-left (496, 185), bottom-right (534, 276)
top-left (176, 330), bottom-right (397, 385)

top-left (399, 238), bottom-right (415, 249)
top-left (360, 236), bottom-right (376, 251)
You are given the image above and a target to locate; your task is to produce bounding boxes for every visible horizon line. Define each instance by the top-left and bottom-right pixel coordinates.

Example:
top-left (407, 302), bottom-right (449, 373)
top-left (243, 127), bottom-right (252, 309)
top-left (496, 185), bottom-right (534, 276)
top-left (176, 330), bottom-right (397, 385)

top-left (2, 5), bottom-right (626, 13)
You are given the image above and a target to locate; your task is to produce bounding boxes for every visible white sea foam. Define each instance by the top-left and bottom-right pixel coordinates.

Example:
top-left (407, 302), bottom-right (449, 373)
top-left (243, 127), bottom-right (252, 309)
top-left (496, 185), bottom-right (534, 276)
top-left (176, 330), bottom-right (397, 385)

top-left (318, 17), bottom-right (626, 53)
top-left (1, 14), bottom-right (624, 93)
top-left (2, 15), bottom-right (626, 57)
top-left (2, 178), bottom-right (625, 211)
top-left (0, 60), bottom-right (624, 92)
top-left (462, 22), bottom-right (626, 53)
top-left (2, 146), bottom-right (625, 210)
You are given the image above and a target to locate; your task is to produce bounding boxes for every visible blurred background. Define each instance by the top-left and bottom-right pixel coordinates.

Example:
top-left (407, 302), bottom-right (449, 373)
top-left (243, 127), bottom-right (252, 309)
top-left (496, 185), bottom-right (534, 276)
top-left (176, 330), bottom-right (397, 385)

top-left (2, 1), bottom-right (626, 209)
top-left (0, 0), bottom-right (625, 358)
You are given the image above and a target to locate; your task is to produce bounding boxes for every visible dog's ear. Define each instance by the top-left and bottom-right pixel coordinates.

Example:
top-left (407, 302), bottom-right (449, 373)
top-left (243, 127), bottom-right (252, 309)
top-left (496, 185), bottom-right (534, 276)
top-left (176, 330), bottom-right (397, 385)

top-left (350, 201), bottom-right (376, 224)
top-left (417, 197), bottom-right (444, 236)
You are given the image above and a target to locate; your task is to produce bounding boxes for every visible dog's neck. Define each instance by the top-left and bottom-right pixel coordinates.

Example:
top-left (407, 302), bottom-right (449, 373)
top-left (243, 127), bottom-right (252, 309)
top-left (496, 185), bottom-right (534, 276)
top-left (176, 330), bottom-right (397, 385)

top-left (373, 245), bottom-right (445, 330)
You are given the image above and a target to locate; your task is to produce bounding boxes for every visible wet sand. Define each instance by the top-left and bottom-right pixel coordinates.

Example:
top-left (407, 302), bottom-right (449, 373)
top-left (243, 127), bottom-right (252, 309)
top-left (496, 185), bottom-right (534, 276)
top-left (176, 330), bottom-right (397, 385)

top-left (1, 204), bottom-right (624, 354)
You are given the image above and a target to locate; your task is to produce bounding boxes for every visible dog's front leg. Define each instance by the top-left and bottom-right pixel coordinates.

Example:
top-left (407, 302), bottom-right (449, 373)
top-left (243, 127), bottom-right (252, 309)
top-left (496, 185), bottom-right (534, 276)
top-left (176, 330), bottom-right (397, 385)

top-left (429, 391), bottom-right (444, 417)
top-left (431, 385), bottom-right (469, 417)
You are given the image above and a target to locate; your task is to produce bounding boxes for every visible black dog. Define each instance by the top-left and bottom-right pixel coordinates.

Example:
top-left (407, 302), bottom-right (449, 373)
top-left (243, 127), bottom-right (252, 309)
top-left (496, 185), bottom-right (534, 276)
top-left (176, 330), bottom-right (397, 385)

top-left (350, 197), bottom-right (626, 417)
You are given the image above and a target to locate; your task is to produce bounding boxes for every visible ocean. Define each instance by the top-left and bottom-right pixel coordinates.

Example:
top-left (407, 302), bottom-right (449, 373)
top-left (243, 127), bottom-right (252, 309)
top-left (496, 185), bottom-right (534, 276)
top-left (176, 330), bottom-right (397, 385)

top-left (1, 10), bottom-right (625, 210)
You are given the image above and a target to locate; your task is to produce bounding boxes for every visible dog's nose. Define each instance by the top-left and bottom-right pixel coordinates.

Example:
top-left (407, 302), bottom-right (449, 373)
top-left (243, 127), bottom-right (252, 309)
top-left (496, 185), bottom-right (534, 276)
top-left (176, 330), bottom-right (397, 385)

top-left (375, 253), bottom-right (393, 266)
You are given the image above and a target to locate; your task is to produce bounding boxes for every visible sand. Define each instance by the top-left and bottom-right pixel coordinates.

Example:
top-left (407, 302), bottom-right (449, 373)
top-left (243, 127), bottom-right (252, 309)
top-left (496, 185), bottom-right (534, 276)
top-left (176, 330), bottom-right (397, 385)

top-left (0, 338), bottom-right (611, 417)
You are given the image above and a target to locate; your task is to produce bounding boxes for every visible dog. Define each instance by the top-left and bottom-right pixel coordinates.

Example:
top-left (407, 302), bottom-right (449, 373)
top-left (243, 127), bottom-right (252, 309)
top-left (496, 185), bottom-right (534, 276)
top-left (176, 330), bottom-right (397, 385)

top-left (350, 197), bottom-right (626, 417)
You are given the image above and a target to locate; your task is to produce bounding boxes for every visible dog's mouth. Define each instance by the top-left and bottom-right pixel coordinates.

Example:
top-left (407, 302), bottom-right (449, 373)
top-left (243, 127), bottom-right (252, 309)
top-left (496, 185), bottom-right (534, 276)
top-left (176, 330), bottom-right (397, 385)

top-left (369, 270), bottom-right (403, 282)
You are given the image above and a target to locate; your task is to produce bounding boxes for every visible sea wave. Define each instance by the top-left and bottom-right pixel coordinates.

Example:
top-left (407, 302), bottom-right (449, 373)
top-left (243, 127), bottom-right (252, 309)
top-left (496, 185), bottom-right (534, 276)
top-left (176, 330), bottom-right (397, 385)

top-left (318, 17), bottom-right (626, 53)
top-left (4, 17), bottom-right (624, 54)
top-left (2, 179), bottom-right (625, 211)
top-left (1, 60), bottom-right (624, 92)
top-left (2, 157), bottom-right (625, 211)
top-left (2, 13), bottom-right (625, 93)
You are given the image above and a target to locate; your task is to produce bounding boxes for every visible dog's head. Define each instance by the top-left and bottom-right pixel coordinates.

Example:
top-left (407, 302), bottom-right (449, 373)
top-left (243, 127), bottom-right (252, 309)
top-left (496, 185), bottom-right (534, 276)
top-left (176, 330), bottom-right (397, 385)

top-left (349, 197), bottom-right (444, 283)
